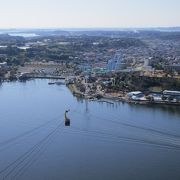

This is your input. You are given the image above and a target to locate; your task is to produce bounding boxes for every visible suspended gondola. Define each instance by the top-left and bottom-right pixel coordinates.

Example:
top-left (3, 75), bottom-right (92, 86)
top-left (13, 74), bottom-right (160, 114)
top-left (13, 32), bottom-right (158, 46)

top-left (64, 110), bottom-right (70, 126)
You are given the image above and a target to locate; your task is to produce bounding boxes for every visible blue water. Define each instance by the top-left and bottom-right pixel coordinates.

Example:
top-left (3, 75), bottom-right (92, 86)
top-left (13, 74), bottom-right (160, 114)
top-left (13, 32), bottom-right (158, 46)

top-left (0, 79), bottom-right (180, 180)
top-left (9, 33), bottom-right (39, 37)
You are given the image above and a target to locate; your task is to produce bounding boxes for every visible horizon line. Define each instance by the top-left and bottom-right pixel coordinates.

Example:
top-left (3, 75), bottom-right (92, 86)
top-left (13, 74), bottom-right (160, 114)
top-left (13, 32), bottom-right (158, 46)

top-left (0, 26), bottom-right (180, 30)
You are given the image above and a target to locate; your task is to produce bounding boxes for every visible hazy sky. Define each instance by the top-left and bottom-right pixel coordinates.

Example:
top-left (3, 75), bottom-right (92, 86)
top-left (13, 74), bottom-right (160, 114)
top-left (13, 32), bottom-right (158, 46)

top-left (0, 0), bottom-right (179, 28)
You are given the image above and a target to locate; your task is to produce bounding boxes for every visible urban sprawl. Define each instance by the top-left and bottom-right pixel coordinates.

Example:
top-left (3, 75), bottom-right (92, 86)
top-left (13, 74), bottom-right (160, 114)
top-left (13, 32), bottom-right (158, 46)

top-left (0, 29), bottom-right (180, 105)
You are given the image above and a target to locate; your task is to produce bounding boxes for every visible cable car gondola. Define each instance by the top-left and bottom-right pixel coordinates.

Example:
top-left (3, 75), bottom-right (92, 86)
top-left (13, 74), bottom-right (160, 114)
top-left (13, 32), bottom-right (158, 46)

top-left (64, 110), bottom-right (70, 126)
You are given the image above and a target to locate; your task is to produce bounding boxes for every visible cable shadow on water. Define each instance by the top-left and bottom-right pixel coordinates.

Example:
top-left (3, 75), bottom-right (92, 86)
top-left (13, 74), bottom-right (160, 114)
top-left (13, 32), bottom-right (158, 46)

top-left (12, 128), bottom-right (62, 180)
top-left (73, 110), bottom-right (180, 143)
top-left (67, 110), bottom-right (180, 151)
top-left (0, 114), bottom-right (62, 150)
top-left (62, 126), bottom-right (180, 152)
top-left (0, 120), bottom-right (64, 180)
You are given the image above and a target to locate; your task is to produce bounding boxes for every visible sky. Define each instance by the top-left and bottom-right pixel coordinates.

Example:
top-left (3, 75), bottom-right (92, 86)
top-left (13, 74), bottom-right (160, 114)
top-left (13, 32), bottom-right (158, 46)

top-left (0, 0), bottom-right (179, 28)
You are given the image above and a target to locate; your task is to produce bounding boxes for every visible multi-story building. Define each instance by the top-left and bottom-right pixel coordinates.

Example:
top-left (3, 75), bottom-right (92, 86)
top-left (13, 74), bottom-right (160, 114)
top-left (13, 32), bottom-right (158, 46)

top-left (107, 55), bottom-right (126, 71)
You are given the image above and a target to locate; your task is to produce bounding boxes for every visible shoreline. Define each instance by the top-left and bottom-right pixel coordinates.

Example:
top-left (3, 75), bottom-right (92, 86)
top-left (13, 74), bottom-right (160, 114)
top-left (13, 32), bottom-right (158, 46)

top-left (67, 84), bottom-right (180, 106)
top-left (1, 79), bottom-right (179, 106)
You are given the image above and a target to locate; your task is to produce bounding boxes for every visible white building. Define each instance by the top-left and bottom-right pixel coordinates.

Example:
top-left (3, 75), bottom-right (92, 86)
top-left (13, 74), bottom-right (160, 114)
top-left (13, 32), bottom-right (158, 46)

top-left (163, 90), bottom-right (180, 96)
top-left (0, 62), bottom-right (7, 68)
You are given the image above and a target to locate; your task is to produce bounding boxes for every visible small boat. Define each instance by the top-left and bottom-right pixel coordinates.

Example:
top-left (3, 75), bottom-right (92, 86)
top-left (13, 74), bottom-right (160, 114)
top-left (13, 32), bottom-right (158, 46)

top-left (64, 110), bottom-right (70, 126)
top-left (48, 82), bottom-right (55, 85)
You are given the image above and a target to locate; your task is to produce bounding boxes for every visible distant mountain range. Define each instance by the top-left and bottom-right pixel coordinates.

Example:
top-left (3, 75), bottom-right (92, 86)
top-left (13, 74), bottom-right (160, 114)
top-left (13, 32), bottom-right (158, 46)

top-left (0, 27), bottom-right (180, 38)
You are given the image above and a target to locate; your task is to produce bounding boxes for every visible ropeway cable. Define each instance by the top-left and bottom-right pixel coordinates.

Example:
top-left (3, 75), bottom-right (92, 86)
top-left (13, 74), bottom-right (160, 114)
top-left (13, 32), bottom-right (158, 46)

top-left (0, 120), bottom-right (64, 179)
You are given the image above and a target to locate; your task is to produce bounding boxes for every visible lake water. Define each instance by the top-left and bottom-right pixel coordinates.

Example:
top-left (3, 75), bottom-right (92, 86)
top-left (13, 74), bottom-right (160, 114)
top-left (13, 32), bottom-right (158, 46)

top-left (0, 79), bottom-right (180, 180)
top-left (9, 33), bottom-right (39, 38)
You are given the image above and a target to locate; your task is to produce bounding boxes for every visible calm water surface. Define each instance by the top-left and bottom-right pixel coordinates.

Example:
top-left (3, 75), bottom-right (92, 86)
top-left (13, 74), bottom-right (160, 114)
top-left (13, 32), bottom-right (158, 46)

top-left (0, 79), bottom-right (180, 180)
